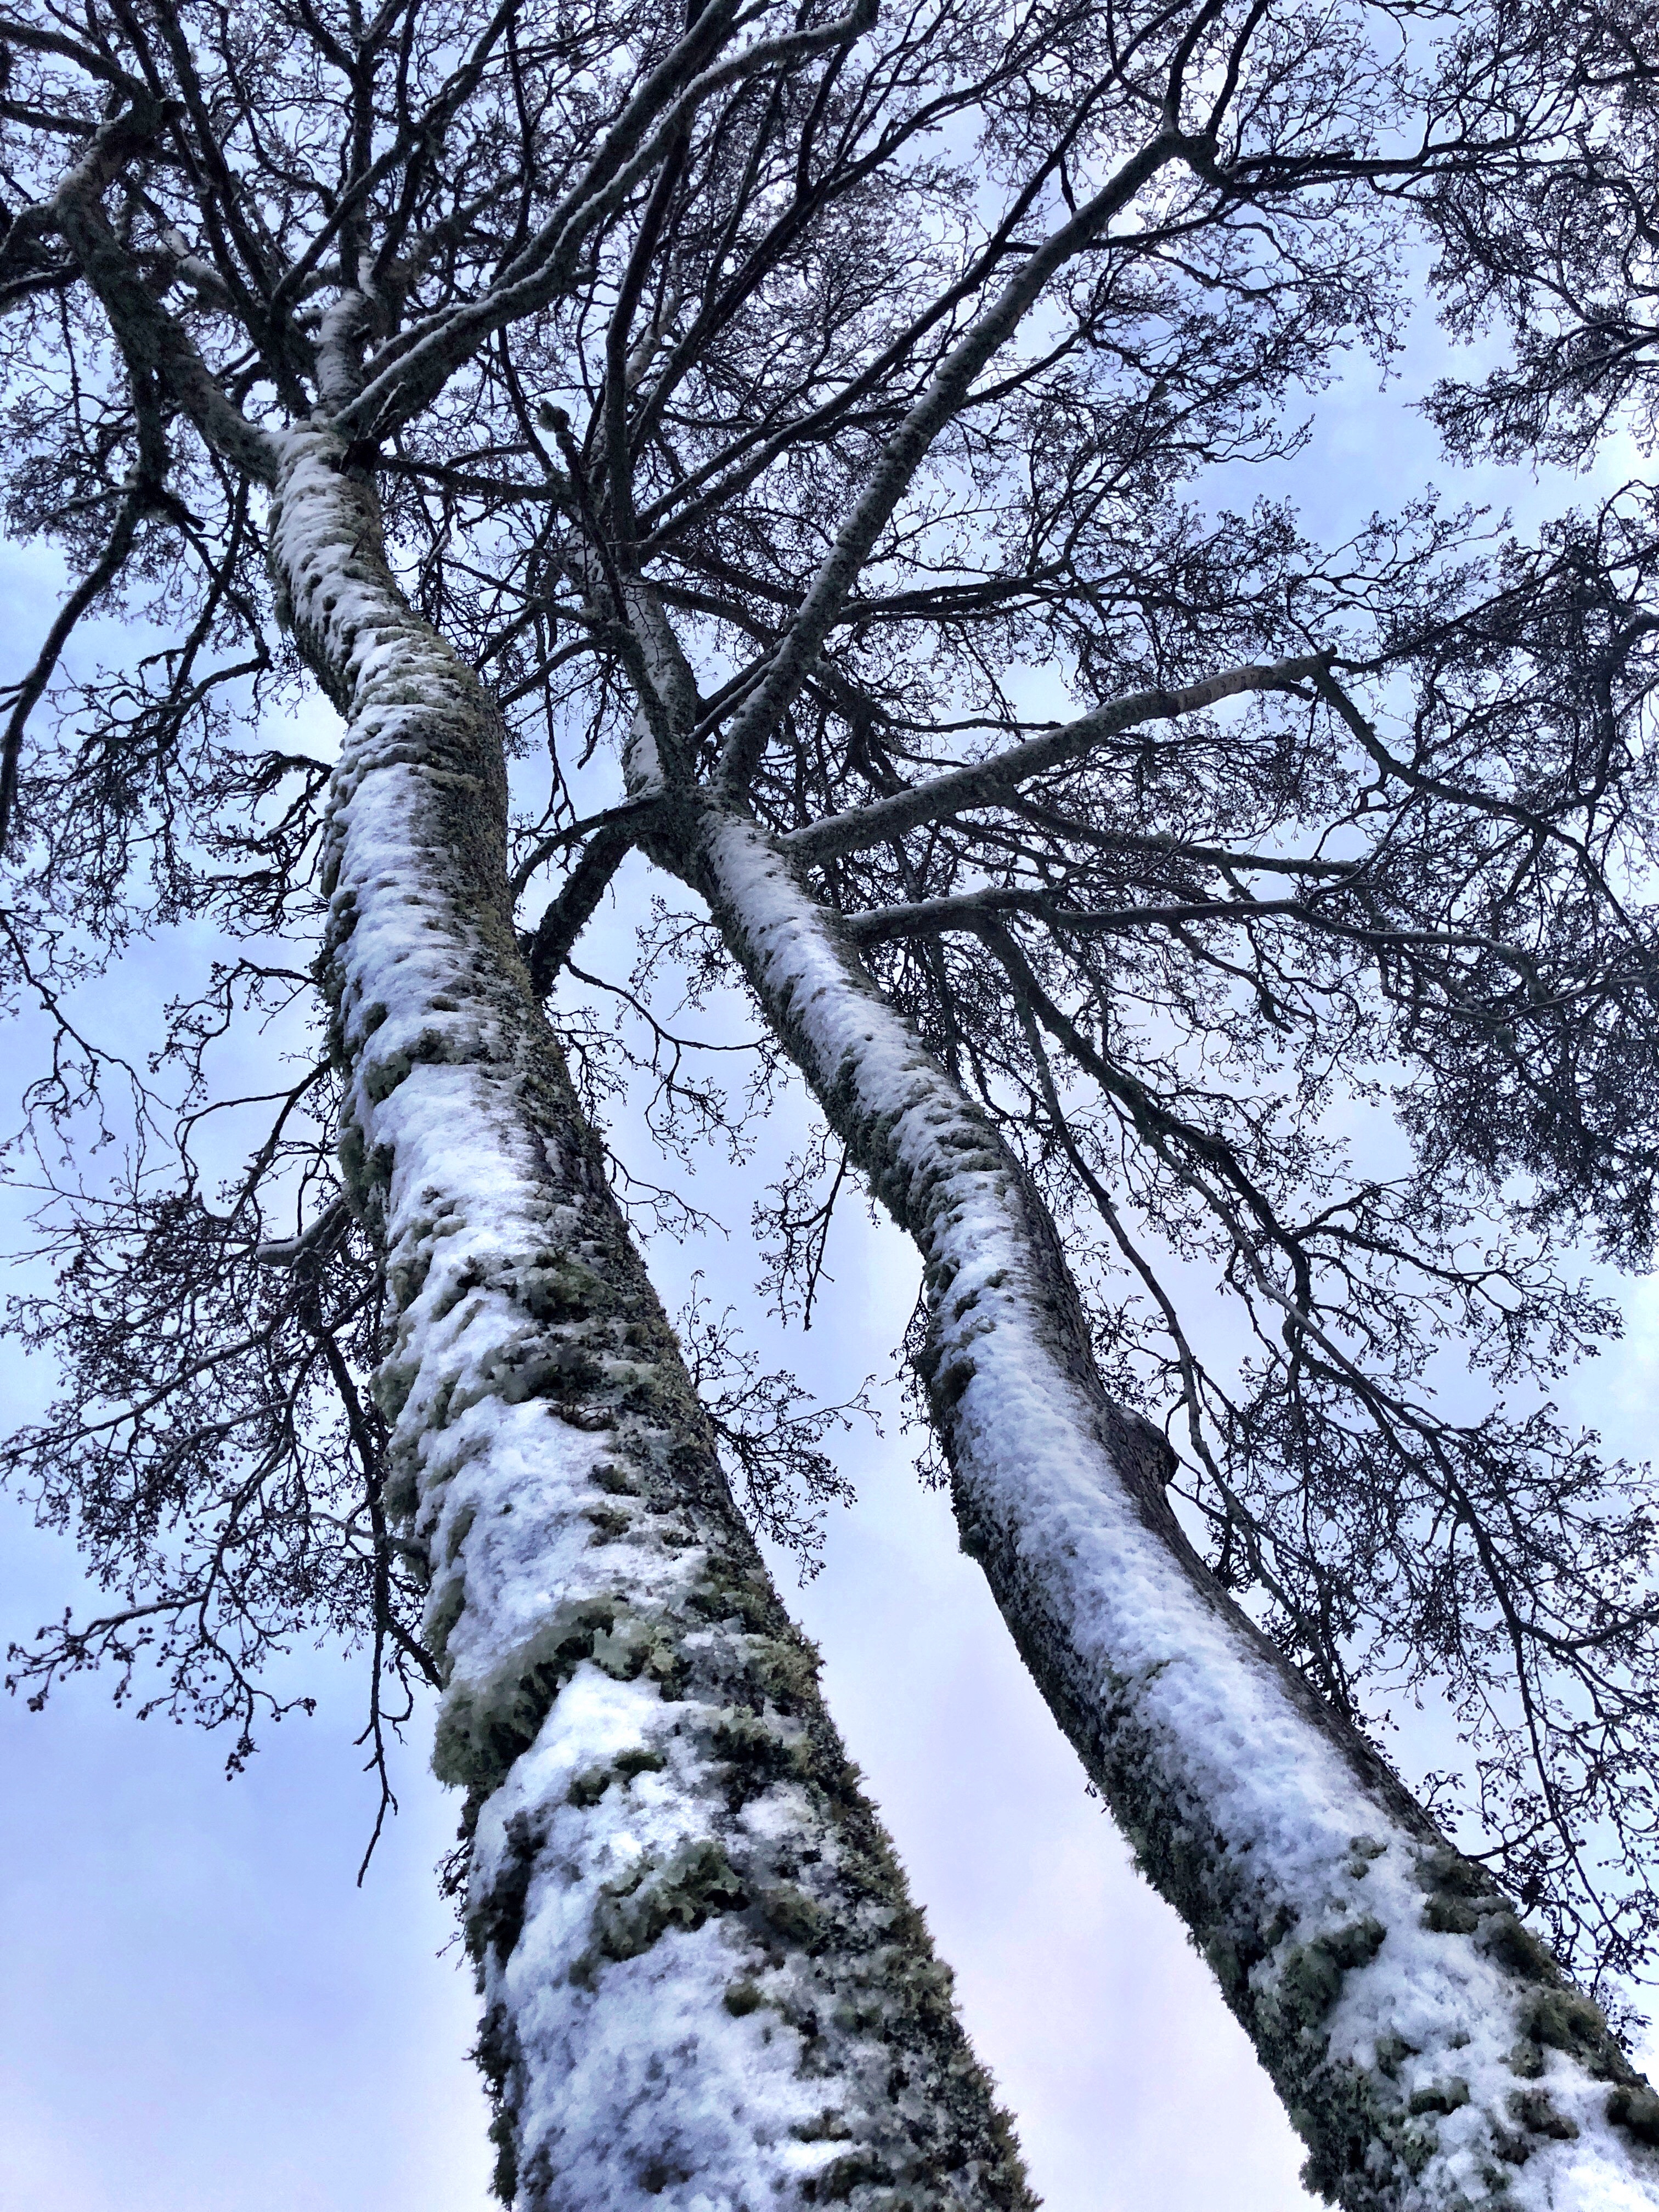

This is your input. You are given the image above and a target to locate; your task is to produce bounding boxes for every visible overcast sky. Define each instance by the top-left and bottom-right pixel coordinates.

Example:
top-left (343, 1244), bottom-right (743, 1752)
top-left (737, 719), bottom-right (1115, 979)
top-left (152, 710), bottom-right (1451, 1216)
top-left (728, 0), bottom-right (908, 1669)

top-left (3, 297), bottom-right (1654, 2212)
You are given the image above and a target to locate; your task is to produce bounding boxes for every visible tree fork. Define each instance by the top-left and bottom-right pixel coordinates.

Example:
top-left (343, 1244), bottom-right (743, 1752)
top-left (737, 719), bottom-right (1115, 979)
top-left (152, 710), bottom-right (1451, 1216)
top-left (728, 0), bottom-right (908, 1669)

top-left (681, 801), bottom-right (1659, 2212)
top-left (271, 426), bottom-right (1032, 2211)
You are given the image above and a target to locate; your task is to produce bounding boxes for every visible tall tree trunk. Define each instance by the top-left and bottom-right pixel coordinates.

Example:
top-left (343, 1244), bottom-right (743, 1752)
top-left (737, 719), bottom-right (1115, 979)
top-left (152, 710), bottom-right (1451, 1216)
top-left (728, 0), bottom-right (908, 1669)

top-left (267, 425), bottom-right (1032, 2212)
top-left (682, 800), bottom-right (1659, 2212)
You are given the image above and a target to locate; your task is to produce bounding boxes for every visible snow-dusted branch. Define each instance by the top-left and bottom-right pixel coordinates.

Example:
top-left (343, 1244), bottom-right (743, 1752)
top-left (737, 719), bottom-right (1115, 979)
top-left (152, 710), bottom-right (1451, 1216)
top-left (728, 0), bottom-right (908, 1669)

top-left (522, 823), bottom-right (634, 994)
top-left (49, 110), bottom-right (278, 481)
top-left (340, 0), bottom-right (879, 442)
top-left (786, 654), bottom-right (1327, 862)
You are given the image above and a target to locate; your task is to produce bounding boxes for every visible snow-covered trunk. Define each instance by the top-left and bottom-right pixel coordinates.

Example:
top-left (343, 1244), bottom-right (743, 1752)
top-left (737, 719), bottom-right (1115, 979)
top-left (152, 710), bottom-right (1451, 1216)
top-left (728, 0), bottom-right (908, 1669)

top-left (688, 804), bottom-right (1659, 2212)
top-left (267, 427), bottom-right (1032, 2212)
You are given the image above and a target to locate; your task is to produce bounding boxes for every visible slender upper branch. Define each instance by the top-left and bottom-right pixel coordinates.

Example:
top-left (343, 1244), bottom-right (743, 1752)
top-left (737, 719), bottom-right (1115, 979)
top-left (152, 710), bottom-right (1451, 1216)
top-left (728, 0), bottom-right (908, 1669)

top-left (712, 126), bottom-right (1183, 799)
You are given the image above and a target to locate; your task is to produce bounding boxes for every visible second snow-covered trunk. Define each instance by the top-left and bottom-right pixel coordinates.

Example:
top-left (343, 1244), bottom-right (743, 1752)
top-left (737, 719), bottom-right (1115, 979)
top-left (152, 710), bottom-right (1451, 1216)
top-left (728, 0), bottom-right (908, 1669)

top-left (690, 804), bottom-right (1659, 2212)
top-left (268, 428), bottom-right (1031, 2212)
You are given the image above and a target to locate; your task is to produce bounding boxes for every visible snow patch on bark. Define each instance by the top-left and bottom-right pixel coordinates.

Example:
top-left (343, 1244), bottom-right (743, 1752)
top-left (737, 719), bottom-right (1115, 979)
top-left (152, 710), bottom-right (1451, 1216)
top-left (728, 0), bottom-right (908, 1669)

top-left (472, 1668), bottom-right (859, 2207)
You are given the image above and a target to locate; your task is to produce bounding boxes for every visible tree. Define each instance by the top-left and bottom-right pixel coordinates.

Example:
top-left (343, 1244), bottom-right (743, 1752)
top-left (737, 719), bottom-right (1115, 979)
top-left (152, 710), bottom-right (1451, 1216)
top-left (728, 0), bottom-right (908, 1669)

top-left (2, 0), bottom-right (1659, 2204)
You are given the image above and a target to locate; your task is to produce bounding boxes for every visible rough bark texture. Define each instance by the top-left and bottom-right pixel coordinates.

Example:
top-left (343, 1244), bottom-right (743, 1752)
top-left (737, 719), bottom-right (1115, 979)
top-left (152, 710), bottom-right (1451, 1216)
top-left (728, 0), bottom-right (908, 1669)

top-left (685, 803), bottom-right (1659, 2212)
top-left (270, 426), bottom-right (1032, 2212)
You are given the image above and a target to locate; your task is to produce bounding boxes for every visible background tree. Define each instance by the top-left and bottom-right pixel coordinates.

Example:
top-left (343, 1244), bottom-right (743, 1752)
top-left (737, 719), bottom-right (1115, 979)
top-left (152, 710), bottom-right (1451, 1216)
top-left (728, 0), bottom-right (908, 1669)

top-left (2, 0), bottom-right (1659, 2205)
